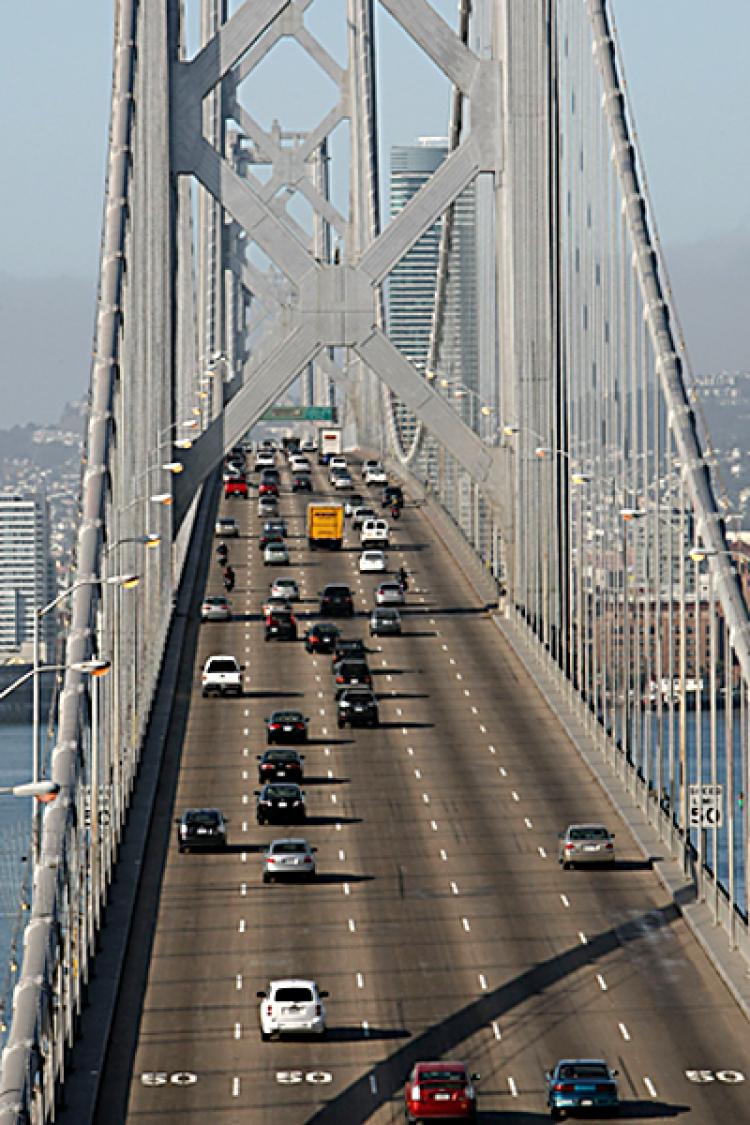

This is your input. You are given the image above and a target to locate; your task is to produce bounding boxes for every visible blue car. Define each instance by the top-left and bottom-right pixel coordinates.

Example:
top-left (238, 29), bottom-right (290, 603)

top-left (545, 1059), bottom-right (619, 1119)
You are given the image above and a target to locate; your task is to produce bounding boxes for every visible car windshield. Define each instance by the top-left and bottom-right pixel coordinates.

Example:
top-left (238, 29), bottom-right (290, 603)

top-left (271, 841), bottom-right (307, 854)
top-left (274, 986), bottom-right (313, 1003)
top-left (380, 584), bottom-right (400, 593)
top-left (570, 827), bottom-right (609, 840)
top-left (266, 540), bottom-right (285, 550)
top-left (376, 609), bottom-right (397, 618)
top-left (266, 750), bottom-right (298, 762)
top-left (419, 1069), bottom-right (466, 1084)
top-left (271, 712), bottom-right (303, 723)
top-left (186, 811), bottom-right (220, 827)
top-left (267, 785), bottom-right (301, 799)
top-left (324, 587), bottom-right (350, 596)
top-left (206, 598), bottom-right (227, 606)
top-left (207, 659), bottom-right (237, 673)
top-left (343, 691), bottom-right (373, 702)
top-left (560, 1064), bottom-right (610, 1080)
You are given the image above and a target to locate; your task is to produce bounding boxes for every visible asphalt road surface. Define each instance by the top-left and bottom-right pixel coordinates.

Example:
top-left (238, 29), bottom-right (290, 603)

top-left (111, 453), bottom-right (750, 1123)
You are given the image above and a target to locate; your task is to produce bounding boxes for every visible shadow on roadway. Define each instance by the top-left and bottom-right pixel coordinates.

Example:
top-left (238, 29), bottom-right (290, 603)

top-left (378, 720), bottom-right (434, 730)
top-left (304, 901), bottom-right (690, 1124)
top-left (303, 814), bottom-right (362, 827)
top-left (303, 775), bottom-right (350, 786)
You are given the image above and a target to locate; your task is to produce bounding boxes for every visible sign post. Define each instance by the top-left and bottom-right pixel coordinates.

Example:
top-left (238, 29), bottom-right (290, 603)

top-left (688, 783), bottom-right (723, 829)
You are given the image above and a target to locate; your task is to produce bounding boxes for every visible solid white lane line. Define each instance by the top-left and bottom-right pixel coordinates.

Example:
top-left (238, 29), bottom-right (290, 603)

top-left (596, 973), bottom-right (608, 991)
top-left (461, 917), bottom-right (471, 932)
top-left (356, 972), bottom-right (365, 988)
top-left (492, 1020), bottom-right (502, 1040)
top-left (644, 1076), bottom-right (658, 1098)
top-left (618, 1022), bottom-right (631, 1041)
top-left (560, 894), bottom-right (570, 908)
top-left (234, 1022), bottom-right (242, 1040)
top-left (524, 817), bottom-right (533, 829)
top-left (508, 1076), bottom-right (518, 1097)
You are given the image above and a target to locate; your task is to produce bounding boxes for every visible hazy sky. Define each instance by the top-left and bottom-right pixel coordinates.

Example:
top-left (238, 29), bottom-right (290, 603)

top-left (0, 1), bottom-right (747, 425)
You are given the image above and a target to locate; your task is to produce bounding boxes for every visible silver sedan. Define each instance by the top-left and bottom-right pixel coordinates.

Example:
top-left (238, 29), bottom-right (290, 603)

top-left (201, 595), bottom-right (231, 622)
top-left (375, 581), bottom-right (405, 606)
top-left (559, 824), bottom-right (615, 868)
top-left (262, 838), bottom-right (317, 882)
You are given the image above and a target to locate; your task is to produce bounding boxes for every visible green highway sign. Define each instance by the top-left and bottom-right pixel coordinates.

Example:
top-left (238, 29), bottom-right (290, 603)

top-left (261, 406), bottom-right (335, 421)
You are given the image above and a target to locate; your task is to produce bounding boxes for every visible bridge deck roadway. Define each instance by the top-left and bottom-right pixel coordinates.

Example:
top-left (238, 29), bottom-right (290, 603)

top-left (100, 455), bottom-right (750, 1123)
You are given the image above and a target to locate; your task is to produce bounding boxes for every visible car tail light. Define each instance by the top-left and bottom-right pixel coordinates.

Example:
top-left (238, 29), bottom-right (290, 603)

top-left (304, 856), bottom-right (312, 864)
top-left (336, 675), bottom-right (344, 683)
top-left (554, 1083), bottom-right (575, 1093)
top-left (267, 856), bottom-right (276, 864)
top-left (262, 764), bottom-right (273, 770)
top-left (266, 1005), bottom-right (273, 1016)
top-left (315, 1004), bottom-right (322, 1016)
top-left (605, 841), bottom-right (614, 849)
top-left (596, 1083), bottom-right (612, 1092)
top-left (296, 722), bottom-right (304, 729)
top-left (269, 723), bottom-right (280, 730)
top-left (411, 1085), bottom-right (421, 1101)
top-left (564, 843), bottom-right (574, 851)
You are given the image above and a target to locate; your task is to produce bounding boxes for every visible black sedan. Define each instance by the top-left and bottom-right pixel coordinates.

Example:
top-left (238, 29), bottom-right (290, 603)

top-left (319, 584), bottom-right (354, 616)
top-left (337, 688), bottom-right (379, 728)
top-left (304, 622), bottom-right (341, 654)
top-left (257, 748), bottom-right (304, 784)
top-left (265, 710), bottom-right (309, 744)
top-left (333, 658), bottom-right (372, 687)
top-left (255, 783), bottom-right (307, 825)
top-left (292, 473), bottom-right (312, 492)
top-left (175, 808), bottom-right (228, 853)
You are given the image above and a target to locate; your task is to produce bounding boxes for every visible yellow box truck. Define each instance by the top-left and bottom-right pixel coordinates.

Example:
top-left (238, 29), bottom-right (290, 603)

top-left (307, 503), bottom-right (344, 550)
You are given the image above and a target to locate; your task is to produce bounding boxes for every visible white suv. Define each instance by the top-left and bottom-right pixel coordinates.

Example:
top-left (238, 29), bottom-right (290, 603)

top-left (257, 978), bottom-right (328, 1040)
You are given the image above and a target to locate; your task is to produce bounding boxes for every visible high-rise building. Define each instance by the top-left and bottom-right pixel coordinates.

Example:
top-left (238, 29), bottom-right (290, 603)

top-left (0, 494), bottom-right (56, 660)
top-left (387, 139), bottom-right (477, 448)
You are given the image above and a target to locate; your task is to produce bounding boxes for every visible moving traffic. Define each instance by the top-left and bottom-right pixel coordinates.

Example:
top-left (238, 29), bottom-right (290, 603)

top-left (117, 439), bottom-right (750, 1123)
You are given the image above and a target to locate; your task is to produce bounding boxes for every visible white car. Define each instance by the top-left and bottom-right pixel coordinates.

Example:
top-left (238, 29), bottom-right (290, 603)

top-left (329, 455), bottom-right (347, 471)
top-left (362, 458), bottom-right (380, 478)
top-left (264, 540), bottom-right (289, 566)
top-left (258, 978), bottom-right (328, 1040)
top-left (254, 453), bottom-right (275, 471)
top-left (258, 496), bottom-right (279, 517)
top-left (360, 517), bottom-right (390, 548)
top-left (364, 465), bottom-right (387, 486)
top-left (290, 456), bottom-right (311, 473)
top-left (201, 654), bottom-right (244, 696)
top-left (333, 472), bottom-right (354, 491)
top-left (359, 550), bottom-right (387, 573)
top-left (352, 505), bottom-right (376, 529)
top-left (215, 517), bottom-right (239, 538)
top-left (201, 595), bottom-right (232, 622)
top-left (271, 577), bottom-right (300, 601)
top-left (375, 581), bottom-right (405, 606)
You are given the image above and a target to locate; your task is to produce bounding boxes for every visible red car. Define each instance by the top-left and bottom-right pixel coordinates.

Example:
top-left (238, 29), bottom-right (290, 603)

top-left (224, 477), bottom-right (248, 499)
top-left (258, 480), bottom-right (279, 497)
top-left (404, 1062), bottom-right (479, 1122)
